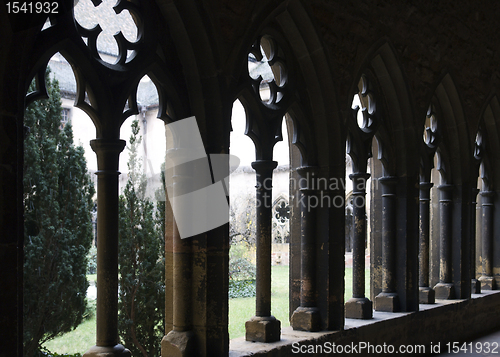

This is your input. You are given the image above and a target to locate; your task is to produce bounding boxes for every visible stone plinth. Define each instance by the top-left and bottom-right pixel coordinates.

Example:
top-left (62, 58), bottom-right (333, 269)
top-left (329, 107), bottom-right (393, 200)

top-left (479, 276), bottom-right (497, 290)
top-left (419, 287), bottom-right (435, 304)
top-left (345, 297), bottom-right (373, 319)
top-left (161, 330), bottom-right (195, 357)
top-left (434, 282), bottom-right (455, 300)
top-left (291, 306), bottom-right (321, 331)
top-left (245, 316), bottom-right (281, 342)
top-left (83, 344), bottom-right (130, 357)
top-left (375, 292), bottom-right (400, 312)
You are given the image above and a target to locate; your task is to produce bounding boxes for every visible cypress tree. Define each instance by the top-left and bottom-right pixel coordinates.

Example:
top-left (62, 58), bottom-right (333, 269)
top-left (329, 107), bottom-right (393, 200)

top-left (118, 119), bottom-right (165, 357)
top-left (23, 70), bottom-right (95, 356)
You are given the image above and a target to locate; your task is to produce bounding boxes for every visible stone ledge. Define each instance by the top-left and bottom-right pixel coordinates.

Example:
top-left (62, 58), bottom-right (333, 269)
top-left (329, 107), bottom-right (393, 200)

top-left (229, 291), bottom-right (500, 357)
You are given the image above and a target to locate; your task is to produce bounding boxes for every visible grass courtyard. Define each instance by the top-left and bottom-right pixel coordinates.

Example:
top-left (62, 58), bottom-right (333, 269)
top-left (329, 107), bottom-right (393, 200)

top-left (43, 266), bottom-right (369, 354)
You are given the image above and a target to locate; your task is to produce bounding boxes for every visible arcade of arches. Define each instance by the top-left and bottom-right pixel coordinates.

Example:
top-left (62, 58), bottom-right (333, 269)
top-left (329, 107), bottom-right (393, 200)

top-left (2, 1), bottom-right (500, 356)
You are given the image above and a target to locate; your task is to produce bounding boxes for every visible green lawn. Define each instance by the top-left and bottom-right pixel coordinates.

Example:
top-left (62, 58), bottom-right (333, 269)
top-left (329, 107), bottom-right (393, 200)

top-left (43, 267), bottom-right (370, 352)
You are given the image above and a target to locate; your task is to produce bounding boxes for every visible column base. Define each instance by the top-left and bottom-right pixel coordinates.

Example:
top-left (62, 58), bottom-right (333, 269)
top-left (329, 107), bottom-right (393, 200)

top-left (291, 306), bottom-right (321, 331)
top-left (245, 315), bottom-right (281, 342)
top-left (345, 297), bottom-right (373, 319)
top-left (471, 279), bottom-right (481, 294)
top-left (83, 344), bottom-right (131, 357)
top-left (434, 282), bottom-right (455, 299)
top-left (479, 276), bottom-right (497, 290)
top-left (161, 330), bottom-right (195, 357)
top-left (419, 287), bottom-right (435, 304)
top-left (374, 292), bottom-right (400, 312)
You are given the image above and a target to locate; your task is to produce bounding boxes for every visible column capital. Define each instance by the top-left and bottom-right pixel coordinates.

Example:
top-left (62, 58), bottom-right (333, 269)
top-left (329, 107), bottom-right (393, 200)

top-left (438, 184), bottom-right (454, 202)
top-left (349, 172), bottom-right (371, 181)
top-left (90, 139), bottom-right (126, 173)
top-left (480, 190), bottom-right (495, 207)
top-left (90, 138), bottom-right (126, 154)
top-left (350, 172), bottom-right (371, 195)
top-left (480, 190), bottom-right (495, 198)
top-left (419, 182), bottom-right (433, 202)
top-left (296, 166), bottom-right (320, 194)
top-left (251, 160), bottom-right (278, 173)
top-left (437, 184), bottom-right (454, 191)
top-left (296, 165), bottom-right (319, 177)
top-left (379, 176), bottom-right (398, 197)
top-left (418, 182), bottom-right (434, 191)
top-left (378, 176), bottom-right (398, 185)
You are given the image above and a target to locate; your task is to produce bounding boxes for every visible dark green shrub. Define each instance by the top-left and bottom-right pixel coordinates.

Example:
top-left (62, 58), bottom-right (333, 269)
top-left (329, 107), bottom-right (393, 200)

top-left (229, 279), bottom-right (256, 299)
top-left (36, 346), bottom-right (82, 357)
top-left (229, 245), bottom-right (256, 298)
top-left (23, 70), bottom-right (95, 357)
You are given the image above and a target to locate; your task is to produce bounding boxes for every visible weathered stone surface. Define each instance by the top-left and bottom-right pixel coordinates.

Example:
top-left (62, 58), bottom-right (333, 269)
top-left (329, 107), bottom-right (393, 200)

top-left (245, 316), bottom-right (281, 343)
top-left (161, 331), bottom-right (195, 357)
top-left (345, 297), bottom-right (373, 319)
top-left (375, 292), bottom-right (400, 312)
top-left (479, 276), bottom-right (497, 290)
top-left (434, 283), bottom-right (455, 300)
top-left (419, 287), bottom-right (435, 304)
top-left (291, 306), bottom-right (321, 331)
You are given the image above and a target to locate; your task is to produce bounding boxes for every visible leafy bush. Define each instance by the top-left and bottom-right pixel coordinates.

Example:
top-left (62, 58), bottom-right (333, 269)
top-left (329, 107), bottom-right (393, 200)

top-left (82, 299), bottom-right (96, 321)
top-left (229, 257), bottom-right (256, 281)
top-left (229, 244), bottom-right (256, 298)
top-left (229, 279), bottom-right (256, 299)
top-left (36, 346), bottom-right (82, 357)
top-left (86, 246), bottom-right (97, 274)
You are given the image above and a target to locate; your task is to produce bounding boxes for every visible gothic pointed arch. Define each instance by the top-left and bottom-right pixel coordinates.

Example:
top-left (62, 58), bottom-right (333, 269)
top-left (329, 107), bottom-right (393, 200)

top-left (350, 40), bottom-right (418, 177)
top-left (481, 95), bottom-right (500, 190)
top-left (431, 72), bottom-right (471, 185)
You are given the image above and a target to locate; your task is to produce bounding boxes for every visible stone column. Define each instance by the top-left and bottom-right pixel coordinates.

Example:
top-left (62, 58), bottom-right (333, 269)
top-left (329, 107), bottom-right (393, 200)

top-left (418, 182), bottom-right (435, 303)
top-left (291, 167), bottom-right (321, 331)
top-left (246, 160), bottom-right (281, 342)
top-left (479, 191), bottom-right (496, 290)
top-left (345, 172), bottom-right (373, 318)
top-left (84, 139), bottom-right (130, 357)
top-left (162, 148), bottom-right (195, 356)
top-left (375, 177), bottom-right (400, 312)
top-left (471, 188), bottom-right (481, 294)
top-left (434, 184), bottom-right (455, 299)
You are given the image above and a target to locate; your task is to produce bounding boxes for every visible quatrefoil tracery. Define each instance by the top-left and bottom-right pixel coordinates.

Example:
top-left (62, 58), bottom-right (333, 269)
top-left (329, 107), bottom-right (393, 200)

top-left (74, 0), bottom-right (142, 66)
top-left (248, 35), bottom-right (288, 107)
top-left (474, 128), bottom-right (484, 161)
top-left (351, 76), bottom-right (377, 133)
top-left (423, 106), bottom-right (439, 150)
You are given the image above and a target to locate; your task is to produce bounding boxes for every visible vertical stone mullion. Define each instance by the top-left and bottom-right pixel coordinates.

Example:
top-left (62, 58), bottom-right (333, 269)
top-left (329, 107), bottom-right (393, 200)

top-left (163, 148), bottom-right (196, 356)
top-left (375, 176), bottom-right (400, 312)
top-left (471, 188), bottom-right (481, 294)
top-left (345, 172), bottom-right (373, 319)
top-left (418, 182), bottom-right (435, 303)
top-left (84, 139), bottom-right (130, 357)
top-left (434, 184), bottom-right (455, 299)
top-left (291, 166), bottom-right (321, 331)
top-left (479, 191), bottom-right (496, 290)
top-left (245, 160), bottom-right (281, 342)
